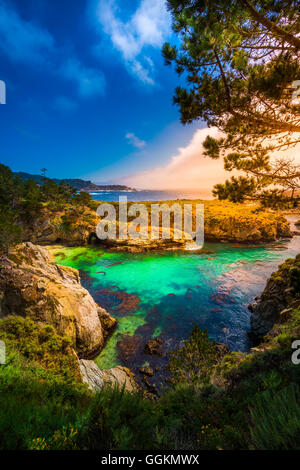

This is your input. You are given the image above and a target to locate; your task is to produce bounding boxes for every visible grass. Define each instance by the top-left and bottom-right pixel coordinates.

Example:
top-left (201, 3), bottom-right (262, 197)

top-left (1, 309), bottom-right (300, 450)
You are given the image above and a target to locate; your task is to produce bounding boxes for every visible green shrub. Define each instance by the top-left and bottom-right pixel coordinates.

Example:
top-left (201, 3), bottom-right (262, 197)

top-left (167, 326), bottom-right (218, 385)
top-left (0, 316), bottom-right (80, 384)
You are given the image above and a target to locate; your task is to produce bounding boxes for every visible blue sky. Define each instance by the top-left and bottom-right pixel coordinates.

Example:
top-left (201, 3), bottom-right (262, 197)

top-left (0, 0), bottom-right (225, 189)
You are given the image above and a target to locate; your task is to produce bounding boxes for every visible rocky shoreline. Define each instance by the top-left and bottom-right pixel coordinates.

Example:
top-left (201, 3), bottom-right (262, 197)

top-left (22, 202), bottom-right (292, 251)
top-left (0, 242), bottom-right (138, 392)
top-left (0, 208), bottom-right (297, 394)
top-left (249, 254), bottom-right (300, 341)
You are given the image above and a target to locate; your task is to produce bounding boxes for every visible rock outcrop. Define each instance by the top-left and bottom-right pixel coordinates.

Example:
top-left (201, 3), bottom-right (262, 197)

top-left (79, 359), bottom-right (137, 392)
top-left (144, 338), bottom-right (163, 356)
top-left (0, 242), bottom-right (116, 357)
top-left (25, 207), bottom-right (98, 246)
top-left (22, 202), bottom-right (292, 250)
top-left (249, 254), bottom-right (300, 340)
top-left (204, 214), bottom-right (291, 243)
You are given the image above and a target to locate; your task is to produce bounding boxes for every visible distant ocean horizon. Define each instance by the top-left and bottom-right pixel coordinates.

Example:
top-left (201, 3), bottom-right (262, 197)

top-left (89, 188), bottom-right (214, 202)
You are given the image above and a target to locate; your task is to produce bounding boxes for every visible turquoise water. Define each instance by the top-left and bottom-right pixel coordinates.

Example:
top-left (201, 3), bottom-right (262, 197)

top-left (51, 217), bottom-right (300, 376)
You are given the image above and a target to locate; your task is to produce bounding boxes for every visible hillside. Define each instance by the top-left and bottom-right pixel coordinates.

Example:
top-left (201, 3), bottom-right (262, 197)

top-left (13, 172), bottom-right (135, 192)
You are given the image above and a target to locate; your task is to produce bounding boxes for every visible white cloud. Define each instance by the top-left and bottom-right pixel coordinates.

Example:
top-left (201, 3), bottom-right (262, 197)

top-left (121, 128), bottom-right (231, 189)
top-left (121, 128), bottom-right (300, 190)
top-left (60, 58), bottom-right (106, 98)
top-left (0, 1), bottom-right (54, 64)
top-left (125, 132), bottom-right (146, 149)
top-left (94, 0), bottom-right (171, 85)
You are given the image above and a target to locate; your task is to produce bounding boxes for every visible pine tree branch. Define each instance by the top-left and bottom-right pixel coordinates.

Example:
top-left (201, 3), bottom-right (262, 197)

top-left (239, 0), bottom-right (300, 51)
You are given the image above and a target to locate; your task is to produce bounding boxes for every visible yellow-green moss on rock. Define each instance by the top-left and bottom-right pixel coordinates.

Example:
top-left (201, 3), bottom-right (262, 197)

top-left (0, 242), bottom-right (116, 357)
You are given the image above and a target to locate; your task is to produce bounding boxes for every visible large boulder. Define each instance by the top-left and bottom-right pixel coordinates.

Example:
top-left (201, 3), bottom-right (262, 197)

top-left (0, 242), bottom-right (116, 357)
top-left (79, 359), bottom-right (137, 392)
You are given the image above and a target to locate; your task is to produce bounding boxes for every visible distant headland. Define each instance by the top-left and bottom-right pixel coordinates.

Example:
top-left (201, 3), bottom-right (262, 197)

top-left (13, 171), bottom-right (136, 192)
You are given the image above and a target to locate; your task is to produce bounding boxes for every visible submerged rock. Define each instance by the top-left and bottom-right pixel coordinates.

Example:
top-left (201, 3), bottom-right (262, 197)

top-left (94, 288), bottom-right (140, 314)
top-left (139, 366), bottom-right (154, 376)
top-left (117, 334), bottom-right (143, 362)
top-left (0, 242), bottom-right (116, 357)
top-left (144, 338), bottom-right (163, 356)
top-left (79, 359), bottom-right (137, 392)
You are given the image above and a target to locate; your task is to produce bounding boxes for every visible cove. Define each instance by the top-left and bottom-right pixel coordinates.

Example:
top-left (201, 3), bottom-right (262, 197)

top-left (50, 217), bottom-right (300, 382)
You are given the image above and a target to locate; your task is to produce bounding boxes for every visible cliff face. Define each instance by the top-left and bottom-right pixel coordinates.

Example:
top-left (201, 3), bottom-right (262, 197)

top-left (0, 242), bottom-right (116, 357)
top-left (24, 207), bottom-right (98, 246)
top-left (249, 255), bottom-right (300, 339)
top-left (23, 202), bottom-right (292, 249)
top-left (204, 213), bottom-right (291, 243)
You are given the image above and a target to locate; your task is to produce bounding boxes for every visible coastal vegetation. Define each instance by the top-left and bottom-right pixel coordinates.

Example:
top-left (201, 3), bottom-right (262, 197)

top-left (1, 264), bottom-right (300, 450)
top-left (0, 162), bottom-right (291, 253)
top-left (0, 163), bottom-right (94, 253)
top-left (0, 162), bottom-right (300, 449)
top-left (1, 0), bottom-right (300, 454)
top-left (14, 171), bottom-right (134, 192)
top-left (1, 159), bottom-right (300, 449)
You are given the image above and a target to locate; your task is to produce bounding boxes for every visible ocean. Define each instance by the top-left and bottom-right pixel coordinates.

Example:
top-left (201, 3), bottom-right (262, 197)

top-left (89, 188), bottom-right (213, 202)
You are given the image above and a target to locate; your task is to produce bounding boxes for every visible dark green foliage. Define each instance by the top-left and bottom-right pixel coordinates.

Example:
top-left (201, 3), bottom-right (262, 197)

top-left (0, 207), bottom-right (22, 254)
top-left (1, 312), bottom-right (300, 450)
top-left (167, 326), bottom-right (218, 385)
top-left (259, 189), bottom-right (295, 209)
top-left (59, 215), bottom-right (74, 234)
top-left (0, 349), bottom-right (91, 450)
top-left (0, 163), bottom-right (95, 253)
top-left (289, 267), bottom-right (300, 293)
top-left (163, 1), bottom-right (300, 201)
top-left (250, 385), bottom-right (300, 450)
top-left (213, 176), bottom-right (257, 203)
top-left (78, 387), bottom-right (157, 450)
top-left (74, 191), bottom-right (92, 206)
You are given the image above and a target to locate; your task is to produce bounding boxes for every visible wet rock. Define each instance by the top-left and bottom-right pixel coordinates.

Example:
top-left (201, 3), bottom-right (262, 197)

top-left (0, 242), bottom-right (115, 357)
top-left (79, 359), bottom-right (137, 392)
top-left (117, 334), bottom-right (143, 362)
top-left (142, 376), bottom-right (158, 395)
top-left (139, 366), bottom-right (154, 376)
top-left (97, 308), bottom-right (117, 340)
top-left (144, 338), bottom-right (163, 356)
top-left (94, 288), bottom-right (140, 314)
top-left (249, 254), bottom-right (300, 340)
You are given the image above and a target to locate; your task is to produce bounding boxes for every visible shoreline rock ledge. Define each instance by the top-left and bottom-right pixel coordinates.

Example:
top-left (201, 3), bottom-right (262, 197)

top-left (249, 254), bottom-right (300, 340)
top-left (79, 359), bottom-right (137, 393)
top-left (0, 242), bottom-right (116, 357)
